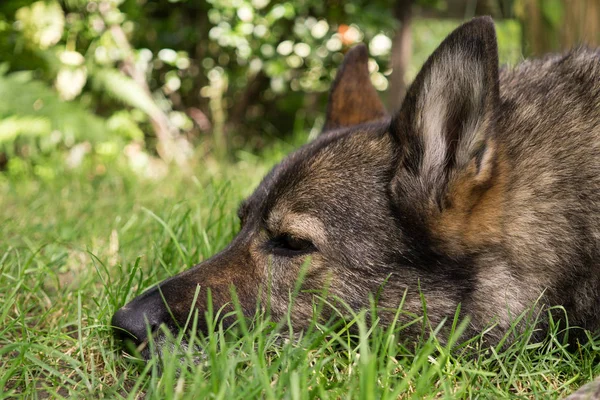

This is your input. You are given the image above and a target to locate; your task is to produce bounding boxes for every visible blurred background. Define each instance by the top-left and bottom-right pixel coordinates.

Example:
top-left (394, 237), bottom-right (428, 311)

top-left (0, 0), bottom-right (598, 179)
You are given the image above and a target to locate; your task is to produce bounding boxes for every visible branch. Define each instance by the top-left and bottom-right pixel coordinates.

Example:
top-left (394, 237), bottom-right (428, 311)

top-left (100, 5), bottom-right (189, 165)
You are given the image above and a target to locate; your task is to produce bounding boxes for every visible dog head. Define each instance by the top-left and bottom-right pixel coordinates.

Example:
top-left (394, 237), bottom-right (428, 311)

top-left (112, 17), bottom-right (505, 357)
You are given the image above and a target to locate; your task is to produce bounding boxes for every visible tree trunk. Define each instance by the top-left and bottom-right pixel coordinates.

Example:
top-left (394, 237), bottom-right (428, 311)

top-left (517, 0), bottom-right (600, 56)
top-left (561, 0), bottom-right (600, 49)
top-left (388, 0), bottom-right (413, 112)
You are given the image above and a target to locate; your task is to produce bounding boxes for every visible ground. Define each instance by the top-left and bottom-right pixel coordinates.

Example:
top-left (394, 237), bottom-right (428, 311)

top-left (1, 140), bottom-right (599, 399)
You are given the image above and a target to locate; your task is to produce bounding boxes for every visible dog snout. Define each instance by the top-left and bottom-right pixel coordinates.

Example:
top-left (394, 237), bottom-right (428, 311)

top-left (111, 286), bottom-right (170, 346)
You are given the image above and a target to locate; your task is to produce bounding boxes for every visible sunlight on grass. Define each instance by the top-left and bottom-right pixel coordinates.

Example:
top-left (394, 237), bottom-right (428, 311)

top-left (0, 145), bottom-right (598, 399)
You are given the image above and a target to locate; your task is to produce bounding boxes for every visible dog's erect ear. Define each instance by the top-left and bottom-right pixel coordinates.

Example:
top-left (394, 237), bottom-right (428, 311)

top-left (392, 17), bottom-right (499, 201)
top-left (323, 44), bottom-right (387, 132)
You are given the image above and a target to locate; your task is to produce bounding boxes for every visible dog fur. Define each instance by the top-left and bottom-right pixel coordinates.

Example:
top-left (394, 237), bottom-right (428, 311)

top-left (112, 17), bottom-right (600, 371)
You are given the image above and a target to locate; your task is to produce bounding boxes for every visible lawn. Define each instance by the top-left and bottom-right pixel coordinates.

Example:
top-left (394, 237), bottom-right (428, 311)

top-left (1, 138), bottom-right (599, 400)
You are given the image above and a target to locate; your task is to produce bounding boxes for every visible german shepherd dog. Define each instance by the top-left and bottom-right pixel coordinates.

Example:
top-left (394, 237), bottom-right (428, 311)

top-left (112, 17), bottom-right (600, 370)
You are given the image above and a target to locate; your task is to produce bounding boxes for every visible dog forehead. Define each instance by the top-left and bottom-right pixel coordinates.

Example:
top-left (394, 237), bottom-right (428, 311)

top-left (245, 124), bottom-right (394, 222)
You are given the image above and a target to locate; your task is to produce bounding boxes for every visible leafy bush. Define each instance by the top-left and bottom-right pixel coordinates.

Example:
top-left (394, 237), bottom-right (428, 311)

top-left (0, 0), bottom-right (521, 167)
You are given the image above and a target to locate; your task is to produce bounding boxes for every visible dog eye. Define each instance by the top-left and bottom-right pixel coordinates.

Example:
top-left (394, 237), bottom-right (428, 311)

top-left (270, 234), bottom-right (315, 256)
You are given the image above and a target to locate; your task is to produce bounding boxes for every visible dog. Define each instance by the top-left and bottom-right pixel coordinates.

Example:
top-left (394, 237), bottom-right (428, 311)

top-left (112, 17), bottom-right (600, 367)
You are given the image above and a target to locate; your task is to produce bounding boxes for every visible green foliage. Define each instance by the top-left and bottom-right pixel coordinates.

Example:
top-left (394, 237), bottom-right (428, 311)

top-left (92, 68), bottom-right (159, 117)
top-left (122, 0), bottom-right (402, 142)
top-left (201, 0), bottom-right (396, 94)
top-left (0, 0), bottom-right (389, 158)
top-left (0, 0), bottom-right (148, 157)
top-left (541, 0), bottom-right (564, 28)
top-left (15, 0), bottom-right (64, 50)
top-left (0, 68), bottom-right (106, 149)
top-left (0, 0), bottom-right (523, 163)
top-left (107, 110), bottom-right (145, 141)
top-left (0, 116), bottom-right (50, 142)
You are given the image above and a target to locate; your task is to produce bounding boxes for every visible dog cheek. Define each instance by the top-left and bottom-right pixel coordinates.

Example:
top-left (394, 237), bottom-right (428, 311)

top-left (258, 254), bottom-right (326, 322)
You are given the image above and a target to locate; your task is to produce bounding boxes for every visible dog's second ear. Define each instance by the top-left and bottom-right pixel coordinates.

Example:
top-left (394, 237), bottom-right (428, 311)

top-left (323, 44), bottom-right (387, 132)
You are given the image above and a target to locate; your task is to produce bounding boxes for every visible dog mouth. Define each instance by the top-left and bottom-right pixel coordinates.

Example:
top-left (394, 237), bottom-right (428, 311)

top-left (116, 327), bottom-right (207, 367)
top-left (113, 326), bottom-right (163, 362)
top-left (119, 334), bottom-right (155, 362)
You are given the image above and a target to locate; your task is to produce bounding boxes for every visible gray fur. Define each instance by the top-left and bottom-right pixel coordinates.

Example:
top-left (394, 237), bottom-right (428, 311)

top-left (112, 17), bottom-right (600, 398)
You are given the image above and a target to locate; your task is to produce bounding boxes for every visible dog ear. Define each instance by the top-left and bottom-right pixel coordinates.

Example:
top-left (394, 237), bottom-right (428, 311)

top-left (323, 44), bottom-right (387, 132)
top-left (391, 17), bottom-right (500, 205)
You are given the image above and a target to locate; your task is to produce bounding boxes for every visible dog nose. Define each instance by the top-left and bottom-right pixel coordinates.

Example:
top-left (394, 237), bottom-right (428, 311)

top-left (111, 287), bottom-right (169, 346)
top-left (111, 306), bottom-right (154, 345)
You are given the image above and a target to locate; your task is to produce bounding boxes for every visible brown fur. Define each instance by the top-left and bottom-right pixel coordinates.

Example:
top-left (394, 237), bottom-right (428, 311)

top-left (431, 140), bottom-right (508, 254)
top-left (112, 19), bottom-right (600, 386)
top-left (323, 44), bottom-right (387, 130)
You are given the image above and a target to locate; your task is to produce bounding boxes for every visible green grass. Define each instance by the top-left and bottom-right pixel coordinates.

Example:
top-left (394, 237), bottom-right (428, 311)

top-left (1, 139), bottom-right (599, 399)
